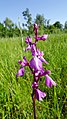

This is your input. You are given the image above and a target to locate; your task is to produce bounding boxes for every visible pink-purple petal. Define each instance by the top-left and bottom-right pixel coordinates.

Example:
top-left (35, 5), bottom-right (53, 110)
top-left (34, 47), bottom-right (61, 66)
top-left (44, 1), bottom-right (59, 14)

top-left (31, 44), bottom-right (38, 56)
top-left (25, 45), bottom-right (31, 51)
top-left (36, 89), bottom-right (46, 101)
top-left (18, 56), bottom-right (28, 67)
top-left (16, 67), bottom-right (24, 77)
top-left (36, 34), bottom-right (48, 41)
top-left (45, 75), bottom-right (57, 88)
top-left (30, 56), bottom-right (42, 71)
top-left (25, 37), bottom-right (32, 44)
top-left (39, 57), bottom-right (48, 64)
top-left (41, 34), bottom-right (48, 40)
top-left (18, 60), bottom-right (25, 67)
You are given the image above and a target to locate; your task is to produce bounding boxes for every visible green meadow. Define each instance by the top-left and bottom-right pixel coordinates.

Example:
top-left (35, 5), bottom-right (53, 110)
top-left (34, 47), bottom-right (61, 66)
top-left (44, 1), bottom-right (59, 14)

top-left (0, 34), bottom-right (67, 119)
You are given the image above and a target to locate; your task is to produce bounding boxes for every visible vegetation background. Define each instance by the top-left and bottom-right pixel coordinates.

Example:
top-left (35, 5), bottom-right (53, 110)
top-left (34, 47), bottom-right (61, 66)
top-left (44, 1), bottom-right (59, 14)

top-left (0, 8), bottom-right (67, 119)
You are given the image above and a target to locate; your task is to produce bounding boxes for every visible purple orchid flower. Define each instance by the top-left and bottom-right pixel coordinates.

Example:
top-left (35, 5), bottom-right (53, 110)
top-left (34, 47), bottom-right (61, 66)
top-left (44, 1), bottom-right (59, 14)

top-left (41, 34), bottom-right (48, 40)
top-left (35, 89), bottom-right (46, 101)
top-left (30, 56), bottom-right (42, 72)
top-left (25, 37), bottom-right (32, 51)
top-left (16, 22), bottom-right (57, 116)
top-left (18, 56), bottom-right (29, 67)
top-left (25, 44), bottom-right (31, 51)
top-left (37, 49), bottom-right (48, 64)
top-left (32, 82), bottom-right (46, 101)
top-left (34, 69), bottom-right (51, 81)
top-left (25, 37), bottom-right (32, 44)
top-left (30, 45), bottom-right (48, 64)
top-left (16, 57), bottom-right (28, 77)
top-left (45, 75), bottom-right (57, 88)
top-left (31, 44), bottom-right (38, 56)
top-left (16, 67), bottom-right (24, 77)
top-left (32, 81), bottom-right (38, 89)
top-left (36, 34), bottom-right (48, 41)
top-left (39, 56), bottom-right (48, 64)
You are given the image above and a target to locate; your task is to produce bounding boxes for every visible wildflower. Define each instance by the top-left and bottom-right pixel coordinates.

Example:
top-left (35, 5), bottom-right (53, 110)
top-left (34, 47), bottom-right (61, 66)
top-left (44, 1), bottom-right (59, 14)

top-left (16, 23), bottom-right (57, 119)
top-left (36, 49), bottom-right (48, 64)
top-left (18, 56), bottom-right (29, 67)
top-left (16, 67), bottom-right (24, 77)
top-left (34, 69), bottom-right (51, 81)
top-left (31, 45), bottom-right (48, 64)
top-left (35, 89), bottom-right (46, 101)
top-left (45, 75), bottom-right (57, 88)
top-left (32, 82), bottom-right (46, 101)
top-left (36, 34), bottom-right (48, 41)
top-left (25, 37), bottom-right (32, 44)
top-left (16, 23), bottom-right (56, 103)
top-left (30, 56), bottom-right (42, 72)
top-left (31, 44), bottom-right (38, 56)
top-left (32, 81), bottom-right (38, 89)
top-left (25, 44), bottom-right (31, 51)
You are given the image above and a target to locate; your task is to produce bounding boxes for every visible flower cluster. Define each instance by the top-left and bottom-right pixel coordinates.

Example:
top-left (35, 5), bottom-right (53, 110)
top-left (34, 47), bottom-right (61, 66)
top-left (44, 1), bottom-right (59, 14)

top-left (16, 23), bottom-right (56, 101)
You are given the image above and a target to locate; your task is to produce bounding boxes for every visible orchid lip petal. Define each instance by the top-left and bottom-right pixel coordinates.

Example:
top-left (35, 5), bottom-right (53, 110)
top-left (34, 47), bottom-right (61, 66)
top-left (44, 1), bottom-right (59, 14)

top-left (36, 89), bottom-right (46, 101)
top-left (30, 56), bottom-right (42, 71)
top-left (45, 75), bottom-right (57, 88)
top-left (16, 67), bottom-right (24, 77)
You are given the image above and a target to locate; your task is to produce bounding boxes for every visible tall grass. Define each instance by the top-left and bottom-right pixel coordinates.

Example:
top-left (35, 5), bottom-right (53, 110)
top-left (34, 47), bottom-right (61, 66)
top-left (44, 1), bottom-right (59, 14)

top-left (0, 34), bottom-right (67, 119)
